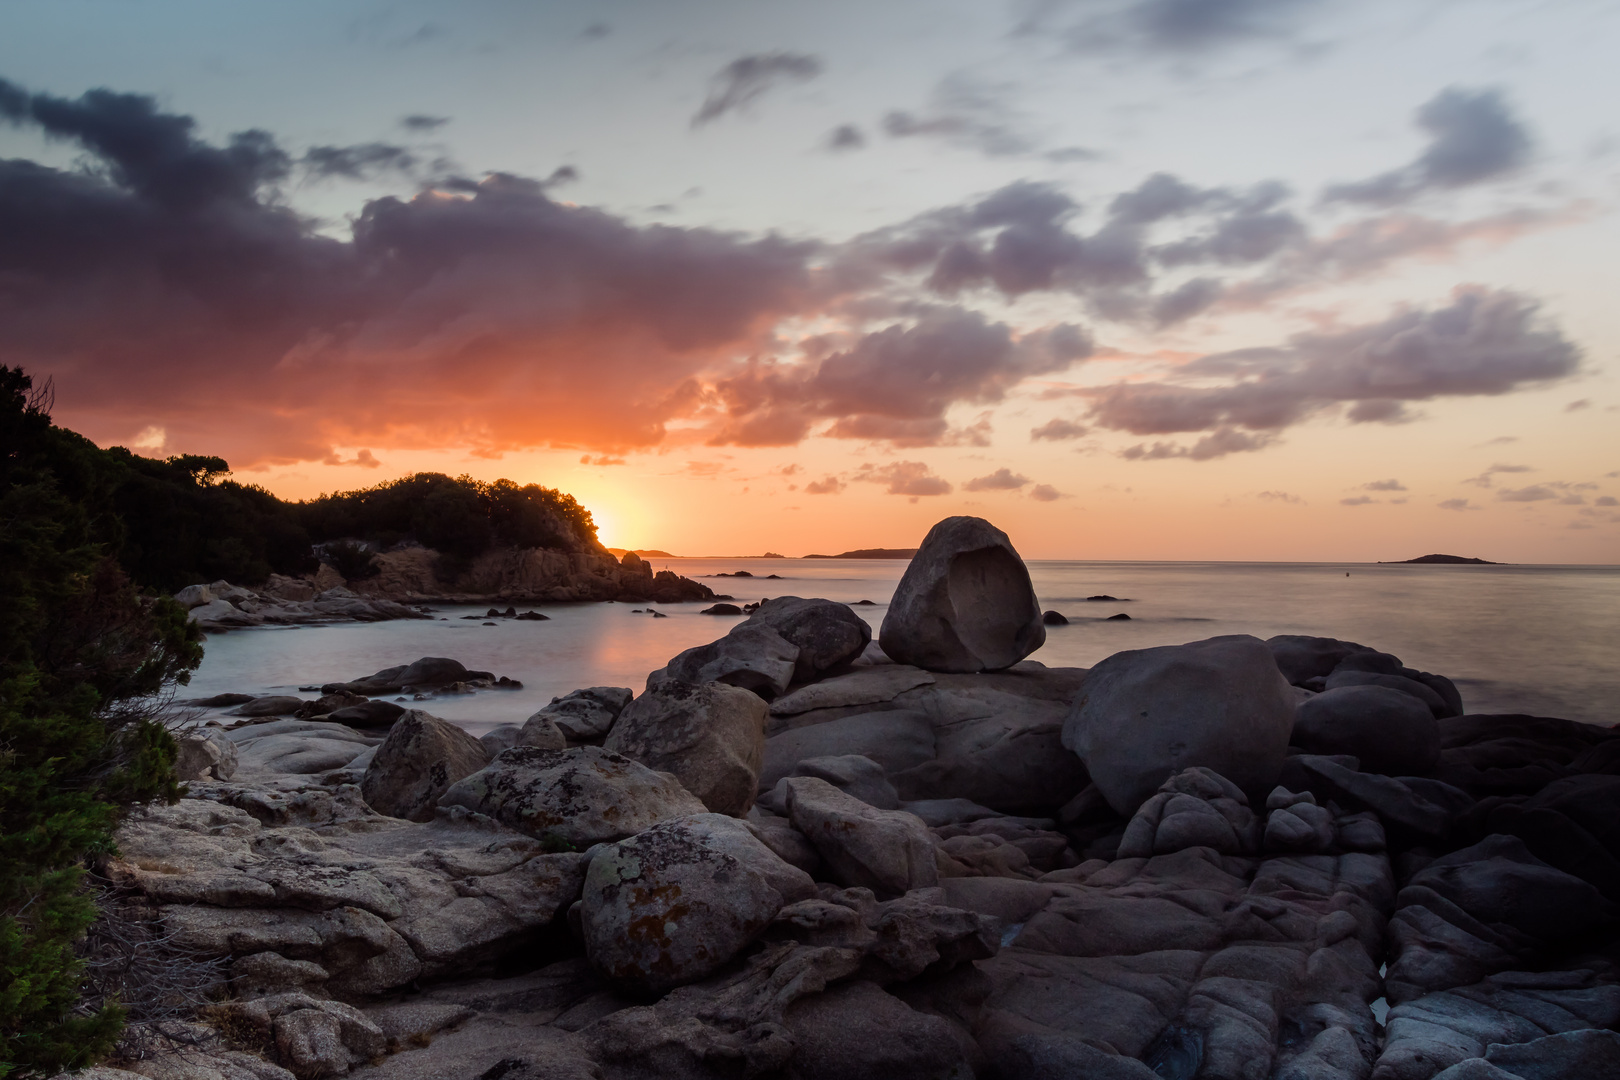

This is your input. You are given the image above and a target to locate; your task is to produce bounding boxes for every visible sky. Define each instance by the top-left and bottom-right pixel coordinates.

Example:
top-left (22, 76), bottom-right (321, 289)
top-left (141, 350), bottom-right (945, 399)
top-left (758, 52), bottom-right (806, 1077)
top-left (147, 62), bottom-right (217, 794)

top-left (2, 0), bottom-right (1618, 561)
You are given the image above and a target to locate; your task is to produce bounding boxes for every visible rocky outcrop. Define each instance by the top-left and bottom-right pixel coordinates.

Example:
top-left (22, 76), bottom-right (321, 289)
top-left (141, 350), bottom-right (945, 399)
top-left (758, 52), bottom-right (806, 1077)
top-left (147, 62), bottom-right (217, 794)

top-left (438, 746), bottom-right (707, 848)
top-left (174, 579), bottom-right (430, 632)
top-left (348, 545), bottom-right (715, 604)
top-left (604, 681), bottom-right (769, 816)
top-left (1064, 634), bottom-right (1296, 814)
top-left (879, 516), bottom-right (1046, 673)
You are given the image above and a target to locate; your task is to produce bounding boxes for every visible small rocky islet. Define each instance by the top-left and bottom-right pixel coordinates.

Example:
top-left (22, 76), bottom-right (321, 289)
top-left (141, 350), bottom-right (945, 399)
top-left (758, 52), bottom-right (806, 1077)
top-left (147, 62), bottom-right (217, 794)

top-left (86, 516), bottom-right (1620, 1080)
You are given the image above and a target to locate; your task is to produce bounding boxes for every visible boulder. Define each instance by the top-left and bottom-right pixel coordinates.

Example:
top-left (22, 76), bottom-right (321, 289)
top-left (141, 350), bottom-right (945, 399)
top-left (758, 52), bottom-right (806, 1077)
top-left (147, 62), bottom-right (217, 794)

top-left (701, 603), bottom-right (742, 615)
top-left (781, 979), bottom-right (978, 1080)
top-left (604, 680), bottom-right (768, 816)
top-left (527, 686), bottom-right (633, 744)
top-left (232, 696), bottom-right (306, 718)
top-left (174, 729), bottom-right (239, 782)
top-left (1293, 684), bottom-right (1440, 775)
top-left (651, 623), bottom-right (801, 700)
top-left (173, 583), bottom-right (215, 609)
top-left (743, 596), bottom-right (873, 682)
top-left (1325, 668), bottom-right (1453, 718)
top-left (323, 700), bottom-right (404, 729)
top-left (1264, 635), bottom-right (1372, 685)
top-left (788, 755), bottom-right (901, 810)
top-left (515, 713), bottom-right (567, 750)
top-left (326, 657), bottom-right (487, 695)
top-left (479, 724), bottom-right (523, 756)
top-left (1042, 610), bottom-right (1069, 626)
top-left (784, 776), bottom-right (939, 896)
top-left (360, 711), bottom-right (490, 822)
top-left (761, 709), bottom-right (937, 791)
top-left (1063, 635), bottom-right (1296, 814)
top-left (768, 666), bottom-right (936, 719)
top-left (1115, 767), bottom-right (1258, 858)
top-left (580, 813), bottom-right (815, 993)
top-left (879, 516), bottom-right (1046, 673)
top-left (438, 746), bottom-right (706, 848)
top-left (224, 720), bottom-right (376, 778)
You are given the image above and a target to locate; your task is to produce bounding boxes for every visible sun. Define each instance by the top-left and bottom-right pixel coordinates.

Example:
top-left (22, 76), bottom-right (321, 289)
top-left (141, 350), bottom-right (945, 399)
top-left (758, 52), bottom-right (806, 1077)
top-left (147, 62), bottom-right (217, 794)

top-left (588, 504), bottom-right (620, 549)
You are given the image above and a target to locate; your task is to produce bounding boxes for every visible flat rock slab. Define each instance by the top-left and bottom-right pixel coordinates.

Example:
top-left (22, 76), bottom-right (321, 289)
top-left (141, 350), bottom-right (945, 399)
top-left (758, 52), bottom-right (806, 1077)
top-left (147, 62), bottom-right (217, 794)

top-left (769, 666), bottom-right (937, 716)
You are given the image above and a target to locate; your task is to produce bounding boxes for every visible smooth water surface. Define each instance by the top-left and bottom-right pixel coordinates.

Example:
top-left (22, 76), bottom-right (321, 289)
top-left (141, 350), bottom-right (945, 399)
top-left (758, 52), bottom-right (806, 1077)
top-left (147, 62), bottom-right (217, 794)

top-left (186, 559), bottom-right (1620, 733)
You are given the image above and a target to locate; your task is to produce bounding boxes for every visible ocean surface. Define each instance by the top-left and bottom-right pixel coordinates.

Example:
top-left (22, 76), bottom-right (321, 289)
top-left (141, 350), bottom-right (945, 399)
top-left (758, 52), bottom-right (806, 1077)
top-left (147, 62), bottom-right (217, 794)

top-left (185, 559), bottom-right (1620, 734)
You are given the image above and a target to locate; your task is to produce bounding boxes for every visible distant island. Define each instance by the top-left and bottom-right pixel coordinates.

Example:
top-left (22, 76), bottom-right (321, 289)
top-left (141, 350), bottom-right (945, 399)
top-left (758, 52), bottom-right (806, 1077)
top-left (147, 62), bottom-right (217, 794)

top-left (1381, 554), bottom-right (1501, 565)
top-left (802, 547), bottom-right (919, 560)
top-left (607, 548), bottom-right (677, 558)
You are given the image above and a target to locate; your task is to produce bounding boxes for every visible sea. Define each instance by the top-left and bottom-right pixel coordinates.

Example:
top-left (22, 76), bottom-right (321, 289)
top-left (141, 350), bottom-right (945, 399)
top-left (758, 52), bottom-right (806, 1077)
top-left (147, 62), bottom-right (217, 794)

top-left (184, 559), bottom-right (1620, 735)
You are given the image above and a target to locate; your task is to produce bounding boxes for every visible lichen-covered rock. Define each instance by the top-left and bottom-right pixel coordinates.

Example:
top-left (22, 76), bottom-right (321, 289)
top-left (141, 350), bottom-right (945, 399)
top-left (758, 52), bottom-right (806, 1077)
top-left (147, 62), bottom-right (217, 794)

top-left (1063, 634), bottom-right (1296, 814)
top-left (360, 710), bottom-right (489, 822)
top-left (879, 516), bottom-right (1045, 674)
top-left (175, 728), bottom-right (239, 781)
top-left (438, 745), bottom-right (706, 848)
top-left (784, 776), bottom-right (940, 897)
top-left (580, 813), bottom-right (815, 992)
top-left (516, 712), bottom-right (567, 750)
top-left (527, 686), bottom-right (634, 744)
top-left (605, 680), bottom-right (768, 816)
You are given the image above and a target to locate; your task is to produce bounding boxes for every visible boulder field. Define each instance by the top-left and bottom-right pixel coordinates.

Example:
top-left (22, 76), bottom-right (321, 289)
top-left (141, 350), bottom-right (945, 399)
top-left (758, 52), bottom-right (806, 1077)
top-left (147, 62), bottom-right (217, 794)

top-left (81, 517), bottom-right (1620, 1080)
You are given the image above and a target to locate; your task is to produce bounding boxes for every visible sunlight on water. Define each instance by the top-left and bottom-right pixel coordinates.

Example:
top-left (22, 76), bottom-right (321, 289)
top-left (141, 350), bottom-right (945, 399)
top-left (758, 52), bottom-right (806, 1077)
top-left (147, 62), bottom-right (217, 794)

top-left (186, 559), bottom-right (1620, 734)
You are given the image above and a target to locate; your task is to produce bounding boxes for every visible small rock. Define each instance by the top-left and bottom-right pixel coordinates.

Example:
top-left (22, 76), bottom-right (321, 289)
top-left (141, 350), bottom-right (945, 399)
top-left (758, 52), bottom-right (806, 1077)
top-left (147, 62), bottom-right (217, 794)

top-left (701, 603), bottom-right (743, 615)
top-left (1042, 610), bottom-right (1069, 626)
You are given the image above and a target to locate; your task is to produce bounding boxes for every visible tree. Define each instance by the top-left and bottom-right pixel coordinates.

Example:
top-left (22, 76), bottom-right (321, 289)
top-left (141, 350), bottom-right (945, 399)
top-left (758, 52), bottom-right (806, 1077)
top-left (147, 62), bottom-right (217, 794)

top-left (0, 367), bottom-right (203, 1077)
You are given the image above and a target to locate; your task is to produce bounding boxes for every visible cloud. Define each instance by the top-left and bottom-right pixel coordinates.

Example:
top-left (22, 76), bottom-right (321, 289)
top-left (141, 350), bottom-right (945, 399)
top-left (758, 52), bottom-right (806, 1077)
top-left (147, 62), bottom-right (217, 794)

top-left (1340, 495), bottom-right (1376, 506)
top-left (692, 52), bottom-right (822, 126)
top-left (881, 74), bottom-right (1038, 158)
top-left (1121, 426), bottom-right (1276, 460)
top-left (303, 142), bottom-right (421, 180)
top-left (1090, 288), bottom-right (1579, 457)
top-left (579, 454), bottom-right (626, 465)
top-left (965, 467), bottom-right (1030, 491)
top-left (1497, 484), bottom-right (1558, 502)
top-left (1597, 496), bottom-right (1619, 507)
top-left (1439, 498), bottom-right (1479, 510)
top-left (854, 461), bottom-right (952, 499)
top-left (1363, 478), bottom-right (1406, 491)
top-left (824, 124), bottom-right (866, 151)
top-left (1566, 398), bottom-right (1592, 412)
top-left (0, 77), bottom-right (822, 464)
top-left (1257, 490), bottom-right (1302, 503)
top-left (1025, 0), bottom-right (1325, 55)
top-left (1463, 462), bottom-right (1533, 488)
top-left (804, 475), bottom-right (844, 494)
top-left (323, 448), bottom-right (382, 467)
top-left (709, 310), bottom-right (1090, 448)
top-left (1029, 483), bottom-right (1065, 501)
top-left (1326, 88), bottom-right (1532, 206)
top-left (1479, 435), bottom-right (1518, 446)
top-left (400, 114), bottom-right (449, 132)
top-left (1031, 417), bottom-right (1089, 441)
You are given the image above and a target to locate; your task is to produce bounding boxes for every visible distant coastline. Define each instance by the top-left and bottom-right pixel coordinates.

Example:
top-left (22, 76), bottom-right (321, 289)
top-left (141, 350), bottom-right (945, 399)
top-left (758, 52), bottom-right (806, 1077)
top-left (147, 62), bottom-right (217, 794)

top-left (1380, 553), bottom-right (1501, 565)
top-left (802, 547), bottom-right (919, 560)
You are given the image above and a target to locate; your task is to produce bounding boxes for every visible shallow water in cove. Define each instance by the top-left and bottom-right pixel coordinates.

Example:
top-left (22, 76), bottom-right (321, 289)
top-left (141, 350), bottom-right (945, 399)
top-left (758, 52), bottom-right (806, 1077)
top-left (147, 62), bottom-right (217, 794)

top-left (186, 559), bottom-right (1620, 734)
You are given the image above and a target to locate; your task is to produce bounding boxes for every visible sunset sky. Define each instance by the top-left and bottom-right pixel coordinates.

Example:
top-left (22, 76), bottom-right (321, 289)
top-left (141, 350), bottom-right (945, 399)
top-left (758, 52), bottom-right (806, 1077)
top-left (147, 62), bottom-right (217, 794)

top-left (3, 0), bottom-right (1617, 561)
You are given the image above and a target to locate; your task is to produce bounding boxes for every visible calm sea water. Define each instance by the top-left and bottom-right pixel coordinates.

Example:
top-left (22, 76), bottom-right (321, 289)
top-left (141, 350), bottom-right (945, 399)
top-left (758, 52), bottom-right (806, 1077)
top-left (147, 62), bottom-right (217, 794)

top-left (185, 559), bottom-right (1620, 734)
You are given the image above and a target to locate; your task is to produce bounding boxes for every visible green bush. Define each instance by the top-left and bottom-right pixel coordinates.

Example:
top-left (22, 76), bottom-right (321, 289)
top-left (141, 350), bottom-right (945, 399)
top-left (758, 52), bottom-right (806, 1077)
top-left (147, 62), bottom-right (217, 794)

top-left (0, 368), bottom-right (203, 1077)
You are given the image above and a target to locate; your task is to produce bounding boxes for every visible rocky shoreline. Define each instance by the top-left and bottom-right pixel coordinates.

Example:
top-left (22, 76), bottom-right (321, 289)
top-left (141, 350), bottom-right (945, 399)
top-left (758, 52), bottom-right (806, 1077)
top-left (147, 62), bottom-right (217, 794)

top-left (75, 516), bottom-right (1620, 1080)
top-left (175, 547), bottom-right (716, 632)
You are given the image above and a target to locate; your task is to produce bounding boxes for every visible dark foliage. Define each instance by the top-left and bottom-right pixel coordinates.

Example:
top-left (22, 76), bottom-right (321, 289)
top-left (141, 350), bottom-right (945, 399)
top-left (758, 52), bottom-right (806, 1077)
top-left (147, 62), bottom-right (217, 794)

top-left (1, 366), bottom-right (203, 1077)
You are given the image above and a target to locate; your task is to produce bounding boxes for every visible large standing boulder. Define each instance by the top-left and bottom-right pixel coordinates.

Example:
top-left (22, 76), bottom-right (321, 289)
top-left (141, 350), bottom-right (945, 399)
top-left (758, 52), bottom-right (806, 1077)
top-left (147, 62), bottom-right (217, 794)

top-left (784, 776), bottom-right (939, 896)
top-left (1293, 684), bottom-right (1441, 775)
top-left (879, 516), bottom-right (1045, 673)
top-left (651, 623), bottom-right (801, 700)
top-left (360, 711), bottom-right (489, 822)
top-left (438, 745), bottom-right (706, 848)
top-left (1063, 635), bottom-right (1296, 814)
top-left (580, 813), bottom-right (815, 993)
top-left (744, 596), bottom-right (873, 682)
top-left (604, 680), bottom-right (768, 816)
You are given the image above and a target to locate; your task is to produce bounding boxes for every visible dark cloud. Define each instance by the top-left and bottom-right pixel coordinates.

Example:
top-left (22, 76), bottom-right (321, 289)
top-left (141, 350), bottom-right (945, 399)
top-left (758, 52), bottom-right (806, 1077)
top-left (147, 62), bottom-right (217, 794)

top-left (303, 142), bottom-right (420, 180)
top-left (854, 461), bottom-right (952, 498)
top-left (692, 52), bottom-right (822, 126)
top-left (965, 467), bottom-right (1029, 491)
top-left (1596, 496), bottom-right (1619, 507)
top-left (1326, 88), bottom-right (1532, 206)
top-left (1363, 478), bottom-right (1406, 491)
top-left (0, 78), bottom-right (818, 462)
top-left (709, 310), bottom-right (1091, 448)
top-left (1119, 427), bottom-right (1276, 460)
top-left (1031, 417), bottom-right (1089, 440)
top-left (1021, 0), bottom-right (1323, 55)
top-left (824, 124), bottom-right (866, 151)
top-left (1497, 484), bottom-right (1558, 502)
top-left (1090, 289), bottom-right (1579, 458)
top-left (401, 114), bottom-right (449, 132)
top-left (1340, 495), bottom-right (1376, 506)
top-left (1029, 483), bottom-right (1064, 501)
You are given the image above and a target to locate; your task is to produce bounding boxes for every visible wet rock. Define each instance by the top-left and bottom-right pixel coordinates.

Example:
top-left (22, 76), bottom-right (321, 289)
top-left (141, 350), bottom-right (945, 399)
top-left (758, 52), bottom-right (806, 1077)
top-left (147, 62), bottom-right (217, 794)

top-left (604, 680), bottom-right (768, 816)
top-left (580, 813), bottom-right (815, 993)
top-left (361, 710), bottom-right (490, 822)
top-left (175, 728), bottom-right (239, 782)
top-left (784, 776), bottom-right (939, 896)
top-left (323, 699), bottom-right (405, 729)
top-left (1042, 610), bottom-right (1069, 625)
top-left (232, 695), bottom-right (306, 718)
top-left (439, 746), bottom-right (706, 848)
top-left (700, 603), bottom-right (742, 615)
top-left (879, 516), bottom-right (1045, 673)
top-left (326, 656), bottom-right (491, 695)
top-left (651, 622), bottom-right (801, 700)
top-left (743, 595), bottom-right (873, 682)
top-left (1294, 685), bottom-right (1441, 776)
top-left (1064, 634), bottom-right (1296, 814)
